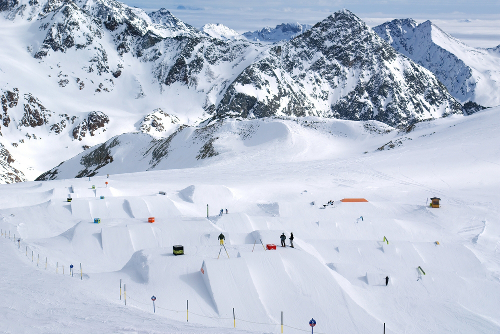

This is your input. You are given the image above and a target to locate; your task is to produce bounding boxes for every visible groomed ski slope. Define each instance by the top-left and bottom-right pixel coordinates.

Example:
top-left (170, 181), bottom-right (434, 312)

top-left (1, 108), bottom-right (500, 333)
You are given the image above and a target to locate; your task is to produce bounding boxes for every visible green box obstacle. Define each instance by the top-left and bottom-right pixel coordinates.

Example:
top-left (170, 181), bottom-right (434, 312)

top-left (173, 245), bottom-right (184, 256)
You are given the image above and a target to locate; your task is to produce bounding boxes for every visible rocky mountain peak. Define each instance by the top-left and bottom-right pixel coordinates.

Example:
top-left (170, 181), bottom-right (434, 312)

top-left (242, 21), bottom-right (312, 42)
top-left (147, 7), bottom-right (198, 36)
top-left (201, 23), bottom-right (243, 40)
top-left (374, 18), bottom-right (500, 107)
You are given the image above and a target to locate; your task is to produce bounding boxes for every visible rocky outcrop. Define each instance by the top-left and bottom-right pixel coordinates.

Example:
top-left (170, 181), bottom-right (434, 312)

top-left (0, 142), bottom-right (26, 183)
top-left (139, 108), bottom-right (180, 135)
top-left (1, 88), bottom-right (19, 130)
top-left (19, 93), bottom-right (53, 128)
top-left (72, 111), bottom-right (109, 141)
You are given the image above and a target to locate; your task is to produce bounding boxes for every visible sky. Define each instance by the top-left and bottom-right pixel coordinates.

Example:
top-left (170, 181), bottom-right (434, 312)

top-left (120, 0), bottom-right (500, 48)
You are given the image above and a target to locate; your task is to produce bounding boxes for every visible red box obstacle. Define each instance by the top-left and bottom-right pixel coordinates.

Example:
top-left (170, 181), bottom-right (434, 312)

top-left (148, 217), bottom-right (155, 223)
top-left (266, 244), bottom-right (276, 250)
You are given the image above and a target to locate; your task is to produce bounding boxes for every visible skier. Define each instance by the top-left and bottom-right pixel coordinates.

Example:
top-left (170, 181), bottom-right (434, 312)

top-left (219, 209), bottom-right (223, 216)
top-left (218, 233), bottom-right (225, 245)
top-left (280, 233), bottom-right (286, 247)
top-left (289, 232), bottom-right (294, 248)
top-left (385, 276), bottom-right (389, 286)
top-left (225, 208), bottom-right (228, 214)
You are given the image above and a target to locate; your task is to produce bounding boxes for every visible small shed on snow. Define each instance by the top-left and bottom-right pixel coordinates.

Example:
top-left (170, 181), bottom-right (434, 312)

top-left (430, 197), bottom-right (441, 208)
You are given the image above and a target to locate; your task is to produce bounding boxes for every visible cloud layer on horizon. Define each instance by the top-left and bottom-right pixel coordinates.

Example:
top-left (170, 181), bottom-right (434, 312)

top-left (124, 1), bottom-right (500, 48)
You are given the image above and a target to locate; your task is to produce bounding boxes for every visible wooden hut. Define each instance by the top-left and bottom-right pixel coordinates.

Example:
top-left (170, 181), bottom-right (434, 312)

top-left (430, 197), bottom-right (441, 208)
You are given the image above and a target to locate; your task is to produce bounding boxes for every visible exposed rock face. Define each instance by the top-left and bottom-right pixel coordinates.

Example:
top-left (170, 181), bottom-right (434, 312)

top-left (139, 108), bottom-right (180, 135)
top-left (72, 111), bottom-right (109, 140)
top-left (373, 19), bottom-right (500, 107)
top-left (19, 93), bottom-right (53, 128)
top-left (463, 101), bottom-right (489, 115)
top-left (216, 10), bottom-right (462, 128)
top-left (1, 88), bottom-right (19, 129)
top-left (0, 142), bottom-right (26, 183)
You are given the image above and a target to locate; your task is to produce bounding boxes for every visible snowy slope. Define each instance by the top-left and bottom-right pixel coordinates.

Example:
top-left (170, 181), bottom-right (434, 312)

top-left (243, 22), bottom-right (312, 42)
top-left (374, 19), bottom-right (500, 107)
top-left (1, 106), bottom-right (500, 333)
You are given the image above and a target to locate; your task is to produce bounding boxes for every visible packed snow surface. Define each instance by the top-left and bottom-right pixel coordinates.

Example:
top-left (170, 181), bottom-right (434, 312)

top-left (1, 108), bottom-right (500, 333)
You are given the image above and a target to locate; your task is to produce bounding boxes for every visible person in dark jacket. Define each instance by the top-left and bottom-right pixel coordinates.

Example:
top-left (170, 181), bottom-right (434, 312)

top-left (280, 233), bottom-right (286, 247)
top-left (289, 232), bottom-right (294, 248)
top-left (218, 233), bottom-right (225, 245)
top-left (385, 276), bottom-right (389, 286)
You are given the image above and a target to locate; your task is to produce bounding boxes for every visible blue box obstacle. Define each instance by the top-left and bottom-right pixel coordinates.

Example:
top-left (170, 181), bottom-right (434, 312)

top-left (100, 196), bottom-right (105, 199)
top-left (94, 218), bottom-right (101, 224)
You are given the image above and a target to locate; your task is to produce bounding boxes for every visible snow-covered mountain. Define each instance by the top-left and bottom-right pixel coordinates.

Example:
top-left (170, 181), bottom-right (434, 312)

top-left (216, 10), bottom-right (462, 125)
top-left (0, 1), bottom-right (467, 183)
top-left (373, 19), bottom-right (500, 107)
top-left (201, 23), bottom-right (245, 41)
top-left (243, 22), bottom-right (312, 42)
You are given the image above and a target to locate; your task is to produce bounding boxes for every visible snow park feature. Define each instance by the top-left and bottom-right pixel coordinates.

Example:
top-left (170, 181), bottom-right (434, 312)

top-left (148, 217), bottom-right (155, 223)
top-left (173, 245), bottom-right (184, 256)
top-left (0, 3), bottom-right (499, 333)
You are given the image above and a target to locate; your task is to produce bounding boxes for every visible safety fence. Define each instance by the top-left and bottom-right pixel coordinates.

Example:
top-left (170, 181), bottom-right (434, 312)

top-left (125, 293), bottom-right (325, 334)
top-left (1, 228), bottom-right (84, 279)
top-left (2, 228), bottom-right (389, 334)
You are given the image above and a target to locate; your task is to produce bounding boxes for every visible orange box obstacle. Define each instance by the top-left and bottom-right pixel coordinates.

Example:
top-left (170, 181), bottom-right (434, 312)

top-left (148, 217), bottom-right (155, 223)
top-left (340, 198), bottom-right (368, 202)
top-left (266, 244), bottom-right (277, 250)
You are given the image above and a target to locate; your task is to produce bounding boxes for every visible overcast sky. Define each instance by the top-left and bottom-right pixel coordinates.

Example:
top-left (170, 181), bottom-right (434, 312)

top-left (121, 0), bottom-right (500, 48)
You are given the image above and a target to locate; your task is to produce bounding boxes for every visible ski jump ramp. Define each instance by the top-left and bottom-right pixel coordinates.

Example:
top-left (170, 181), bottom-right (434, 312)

top-left (201, 258), bottom-right (269, 322)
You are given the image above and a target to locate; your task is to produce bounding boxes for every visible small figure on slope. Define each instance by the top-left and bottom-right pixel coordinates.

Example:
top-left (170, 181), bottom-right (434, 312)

top-left (289, 232), bottom-right (294, 248)
top-left (280, 233), bottom-right (286, 247)
top-left (218, 233), bottom-right (225, 245)
top-left (219, 209), bottom-right (223, 216)
top-left (225, 208), bottom-right (228, 214)
top-left (385, 276), bottom-right (389, 286)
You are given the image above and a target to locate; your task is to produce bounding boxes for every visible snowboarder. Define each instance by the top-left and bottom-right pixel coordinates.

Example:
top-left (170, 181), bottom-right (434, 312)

top-left (385, 276), bottom-right (389, 286)
top-left (218, 233), bottom-right (225, 245)
top-left (289, 232), bottom-right (294, 248)
top-left (280, 233), bottom-right (286, 247)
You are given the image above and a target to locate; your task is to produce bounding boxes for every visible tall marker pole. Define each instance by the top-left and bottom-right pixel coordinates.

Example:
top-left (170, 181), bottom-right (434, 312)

top-left (124, 284), bottom-right (126, 305)
top-left (233, 308), bottom-right (235, 328)
top-left (151, 296), bottom-right (156, 313)
top-left (120, 279), bottom-right (122, 300)
top-left (281, 311), bottom-right (283, 333)
top-left (207, 204), bottom-right (209, 218)
top-left (80, 263), bottom-right (82, 280)
top-left (187, 300), bottom-right (189, 322)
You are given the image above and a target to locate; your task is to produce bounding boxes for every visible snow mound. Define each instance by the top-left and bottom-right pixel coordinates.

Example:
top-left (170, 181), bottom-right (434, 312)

top-left (178, 185), bottom-right (195, 203)
top-left (121, 250), bottom-right (150, 284)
